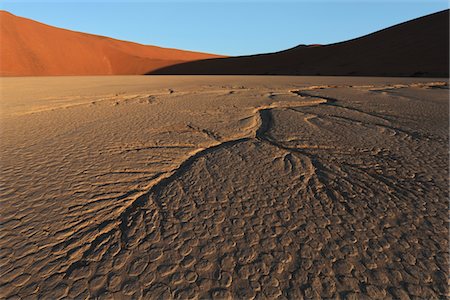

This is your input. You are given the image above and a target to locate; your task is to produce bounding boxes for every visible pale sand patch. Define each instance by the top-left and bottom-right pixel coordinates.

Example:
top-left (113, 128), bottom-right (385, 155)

top-left (0, 76), bottom-right (448, 299)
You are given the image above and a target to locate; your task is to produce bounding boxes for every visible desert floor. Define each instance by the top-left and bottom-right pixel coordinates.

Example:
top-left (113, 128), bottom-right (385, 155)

top-left (0, 76), bottom-right (448, 299)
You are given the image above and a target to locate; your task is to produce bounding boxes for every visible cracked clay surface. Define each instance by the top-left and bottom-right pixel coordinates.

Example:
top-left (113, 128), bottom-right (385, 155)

top-left (0, 76), bottom-right (448, 299)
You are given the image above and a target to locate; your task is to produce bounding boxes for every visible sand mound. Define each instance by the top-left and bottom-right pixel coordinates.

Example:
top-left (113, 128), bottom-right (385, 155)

top-left (0, 11), bottom-right (222, 76)
top-left (151, 10), bottom-right (449, 77)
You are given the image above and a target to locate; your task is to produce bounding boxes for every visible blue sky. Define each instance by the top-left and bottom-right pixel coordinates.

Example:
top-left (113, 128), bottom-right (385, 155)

top-left (1, 1), bottom-right (448, 56)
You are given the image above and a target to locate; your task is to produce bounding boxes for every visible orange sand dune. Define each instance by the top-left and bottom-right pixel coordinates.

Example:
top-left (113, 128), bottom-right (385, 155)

top-left (0, 11), bottom-right (222, 76)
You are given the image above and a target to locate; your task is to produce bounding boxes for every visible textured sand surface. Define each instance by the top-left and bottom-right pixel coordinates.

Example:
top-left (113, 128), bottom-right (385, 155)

top-left (0, 11), bottom-right (221, 76)
top-left (0, 76), bottom-right (448, 299)
top-left (151, 10), bottom-right (449, 77)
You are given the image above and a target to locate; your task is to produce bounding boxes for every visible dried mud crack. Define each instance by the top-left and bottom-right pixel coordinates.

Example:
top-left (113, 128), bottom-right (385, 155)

top-left (0, 79), bottom-right (448, 300)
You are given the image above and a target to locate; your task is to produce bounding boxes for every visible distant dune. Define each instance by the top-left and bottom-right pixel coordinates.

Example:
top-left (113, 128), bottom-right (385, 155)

top-left (150, 10), bottom-right (449, 77)
top-left (0, 11), bottom-right (222, 76)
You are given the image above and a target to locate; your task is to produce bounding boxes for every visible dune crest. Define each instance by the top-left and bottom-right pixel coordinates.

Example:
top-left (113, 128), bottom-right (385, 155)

top-left (0, 11), bottom-right (222, 76)
top-left (150, 10), bottom-right (449, 77)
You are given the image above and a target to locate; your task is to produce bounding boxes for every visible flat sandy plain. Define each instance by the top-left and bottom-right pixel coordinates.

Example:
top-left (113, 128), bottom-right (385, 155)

top-left (0, 76), bottom-right (448, 299)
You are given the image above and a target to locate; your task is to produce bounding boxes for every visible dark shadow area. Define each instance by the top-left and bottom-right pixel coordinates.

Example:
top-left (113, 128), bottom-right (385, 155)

top-left (148, 10), bottom-right (449, 77)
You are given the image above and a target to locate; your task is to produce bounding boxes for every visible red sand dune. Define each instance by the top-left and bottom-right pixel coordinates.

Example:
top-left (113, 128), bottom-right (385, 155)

top-left (0, 11), bottom-right (222, 76)
top-left (150, 10), bottom-right (449, 77)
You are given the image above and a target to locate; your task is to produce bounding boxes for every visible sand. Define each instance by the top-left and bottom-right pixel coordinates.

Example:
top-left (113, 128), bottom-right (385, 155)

top-left (0, 11), bottom-right (222, 76)
top-left (0, 76), bottom-right (448, 299)
top-left (151, 10), bottom-right (449, 77)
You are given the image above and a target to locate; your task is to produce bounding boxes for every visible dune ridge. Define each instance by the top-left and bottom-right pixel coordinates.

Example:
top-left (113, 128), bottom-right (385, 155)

top-left (150, 10), bottom-right (449, 77)
top-left (0, 11), bottom-right (222, 76)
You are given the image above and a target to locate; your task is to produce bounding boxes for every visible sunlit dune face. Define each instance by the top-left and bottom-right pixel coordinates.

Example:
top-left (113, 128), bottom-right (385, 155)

top-left (0, 11), bottom-right (222, 76)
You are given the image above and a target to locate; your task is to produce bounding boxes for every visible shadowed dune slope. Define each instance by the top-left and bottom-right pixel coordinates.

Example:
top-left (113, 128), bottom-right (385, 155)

top-left (0, 11), bottom-right (222, 76)
top-left (150, 10), bottom-right (449, 77)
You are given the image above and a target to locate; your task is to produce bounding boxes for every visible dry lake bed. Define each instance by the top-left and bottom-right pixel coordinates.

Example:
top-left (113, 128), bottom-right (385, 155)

top-left (0, 76), bottom-right (448, 299)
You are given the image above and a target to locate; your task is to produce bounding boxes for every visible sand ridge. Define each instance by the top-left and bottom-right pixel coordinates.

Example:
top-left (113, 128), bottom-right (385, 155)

top-left (150, 10), bottom-right (449, 77)
top-left (0, 76), bottom-right (448, 299)
top-left (0, 11), bottom-right (222, 76)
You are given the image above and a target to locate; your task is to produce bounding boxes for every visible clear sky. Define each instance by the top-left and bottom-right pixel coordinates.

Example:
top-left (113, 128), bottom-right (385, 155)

top-left (1, 1), bottom-right (448, 56)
